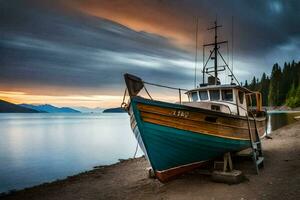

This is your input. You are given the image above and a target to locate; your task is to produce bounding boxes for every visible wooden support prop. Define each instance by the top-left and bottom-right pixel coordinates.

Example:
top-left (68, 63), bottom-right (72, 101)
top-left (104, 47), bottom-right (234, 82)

top-left (213, 152), bottom-right (233, 172)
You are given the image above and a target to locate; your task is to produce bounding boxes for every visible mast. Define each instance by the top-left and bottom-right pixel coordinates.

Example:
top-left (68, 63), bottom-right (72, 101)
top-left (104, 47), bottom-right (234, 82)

top-left (202, 20), bottom-right (228, 85)
top-left (201, 19), bottom-right (241, 86)
top-left (209, 21), bottom-right (222, 85)
top-left (214, 22), bottom-right (218, 84)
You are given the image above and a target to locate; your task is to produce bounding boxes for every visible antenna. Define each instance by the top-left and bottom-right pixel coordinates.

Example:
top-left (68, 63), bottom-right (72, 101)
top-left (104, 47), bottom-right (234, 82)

top-left (231, 16), bottom-right (234, 83)
top-left (194, 17), bottom-right (199, 88)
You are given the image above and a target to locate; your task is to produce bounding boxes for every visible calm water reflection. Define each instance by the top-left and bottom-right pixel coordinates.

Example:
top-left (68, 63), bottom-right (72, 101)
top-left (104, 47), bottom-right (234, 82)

top-left (0, 113), bottom-right (142, 193)
top-left (0, 112), bottom-right (299, 193)
top-left (267, 111), bottom-right (300, 133)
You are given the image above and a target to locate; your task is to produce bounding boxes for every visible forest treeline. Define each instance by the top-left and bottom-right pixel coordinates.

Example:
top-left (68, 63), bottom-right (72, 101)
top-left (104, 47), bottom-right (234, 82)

top-left (243, 60), bottom-right (300, 108)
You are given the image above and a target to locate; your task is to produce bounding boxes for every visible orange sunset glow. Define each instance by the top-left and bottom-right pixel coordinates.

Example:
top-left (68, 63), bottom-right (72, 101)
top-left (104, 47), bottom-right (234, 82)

top-left (71, 0), bottom-right (201, 48)
top-left (0, 91), bottom-right (123, 108)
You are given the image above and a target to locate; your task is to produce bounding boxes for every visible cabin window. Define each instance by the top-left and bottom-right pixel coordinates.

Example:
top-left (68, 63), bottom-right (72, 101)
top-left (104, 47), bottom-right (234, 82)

top-left (238, 91), bottom-right (245, 104)
top-left (221, 89), bottom-right (233, 101)
top-left (209, 90), bottom-right (220, 101)
top-left (191, 92), bottom-right (198, 102)
top-left (211, 105), bottom-right (220, 112)
top-left (199, 91), bottom-right (209, 100)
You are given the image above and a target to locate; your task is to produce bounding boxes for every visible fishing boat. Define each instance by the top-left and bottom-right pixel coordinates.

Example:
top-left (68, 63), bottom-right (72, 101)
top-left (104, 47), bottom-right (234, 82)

top-left (122, 21), bottom-right (267, 182)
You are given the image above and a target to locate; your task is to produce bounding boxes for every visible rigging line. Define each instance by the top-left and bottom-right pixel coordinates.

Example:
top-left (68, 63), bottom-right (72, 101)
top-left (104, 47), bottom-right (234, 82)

top-left (203, 49), bottom-right (215, 70)
top-left (202, 30), bottom-right (205, 84)
top-left (143, 81), bottom-right (189, 91)
top-left (217, 51), bottom-right (240, 86)
top-left (203, 49), bottom-right (214, 83)
top-left (202, 45), bottom-right (205, 84)
top-left (133, 141), bottom-right (139, 158)
top-left (231, 16), bottom-right (234, 75)
top-left (143, 85), bottom-right (153, 100)
top-left (121, 88), bottom-right (127, 107)
top-left (123, 88), bottom-right (127, 101)
top-left (194, 17), bottom-right (199, 88)
top-left (226, 42), bottom-right (229, 83)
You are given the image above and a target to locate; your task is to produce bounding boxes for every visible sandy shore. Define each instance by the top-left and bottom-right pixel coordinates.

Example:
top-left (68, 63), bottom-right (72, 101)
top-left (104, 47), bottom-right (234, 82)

top-left (1, 121), bottom-right (300, 200)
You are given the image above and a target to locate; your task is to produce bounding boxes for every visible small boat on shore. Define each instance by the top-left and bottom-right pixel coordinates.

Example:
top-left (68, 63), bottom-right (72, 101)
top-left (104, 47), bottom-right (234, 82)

top-left (122, 21), bottom-right (267, 181)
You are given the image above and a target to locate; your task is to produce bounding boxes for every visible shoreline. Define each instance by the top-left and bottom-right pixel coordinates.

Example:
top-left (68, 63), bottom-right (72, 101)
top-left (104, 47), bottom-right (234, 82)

top-left (1, 121), bottom-right (300, 200)
top-left (0, 158), bottom-right (142, 197)
top-left (267, 110), bottom-right (300, 113)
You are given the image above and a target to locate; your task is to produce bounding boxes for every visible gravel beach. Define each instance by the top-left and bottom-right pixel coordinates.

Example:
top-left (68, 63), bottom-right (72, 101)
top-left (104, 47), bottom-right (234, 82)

top-left (1, 121), bottom-right (300, 200)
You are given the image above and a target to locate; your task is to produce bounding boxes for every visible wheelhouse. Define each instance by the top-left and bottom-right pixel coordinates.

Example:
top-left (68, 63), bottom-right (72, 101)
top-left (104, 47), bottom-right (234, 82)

top-left (185, 85), bottom-right (256, 116)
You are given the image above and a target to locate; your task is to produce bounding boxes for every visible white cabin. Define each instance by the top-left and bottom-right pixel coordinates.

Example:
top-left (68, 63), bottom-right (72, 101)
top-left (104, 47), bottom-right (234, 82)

top-left (184, 85), bottom-right (252, 116)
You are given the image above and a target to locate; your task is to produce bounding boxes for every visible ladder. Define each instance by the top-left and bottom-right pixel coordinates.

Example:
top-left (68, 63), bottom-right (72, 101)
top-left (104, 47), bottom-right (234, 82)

top-left (246, 113), bottom-right (264, 174)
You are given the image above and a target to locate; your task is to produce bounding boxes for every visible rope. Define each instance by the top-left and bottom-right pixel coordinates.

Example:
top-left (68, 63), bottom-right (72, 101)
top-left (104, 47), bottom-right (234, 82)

top-left (143, 81), bottom-right (188, 91)
top-left (120, 88), bottom-right (128, 109)
top-left (226, 42), bottom-right (230, 84)
top-left (133, 141), bottom-right (139, 158)
top-left (144, 85), bottom-right (153, 100)
top-left (218, 51), bottom-right (240, 86)
top-left (122, 88), bottom-right (127, 103)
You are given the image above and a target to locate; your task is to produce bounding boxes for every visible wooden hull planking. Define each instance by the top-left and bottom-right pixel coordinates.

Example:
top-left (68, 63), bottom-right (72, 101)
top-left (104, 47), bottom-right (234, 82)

top-left (129, 96), bottom-right (266, 181)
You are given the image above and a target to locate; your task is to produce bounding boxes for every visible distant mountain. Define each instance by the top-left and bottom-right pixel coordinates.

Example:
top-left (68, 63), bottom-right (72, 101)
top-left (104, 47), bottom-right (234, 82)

top-left (73, 106), bottom-right (104, 113)
top-left (59, 107), bottom-right (81, 113)
top-left (103, 107), bottom-right (126, 113)
top-left (19, 104), bottom-right (80, 113)
top-left (0, 100), bottom-right (40, 113)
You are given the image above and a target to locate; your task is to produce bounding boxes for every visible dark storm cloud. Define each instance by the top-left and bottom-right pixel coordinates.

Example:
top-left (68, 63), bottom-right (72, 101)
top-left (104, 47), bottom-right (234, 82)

top-left (165, 0), bottom-right (300, 69)
top-left (228, 0), bottom-right (300, 59)
top-left (70, 0), bottom-right (300, 60)
top-left (0, 0), bottom-right (194, 94)
top-left (0, 0), bottom-right (299, 95)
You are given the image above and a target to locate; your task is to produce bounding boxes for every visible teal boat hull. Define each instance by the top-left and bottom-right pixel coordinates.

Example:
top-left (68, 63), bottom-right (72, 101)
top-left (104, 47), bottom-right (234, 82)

top-left (129, 97), bottom-right (251, 173)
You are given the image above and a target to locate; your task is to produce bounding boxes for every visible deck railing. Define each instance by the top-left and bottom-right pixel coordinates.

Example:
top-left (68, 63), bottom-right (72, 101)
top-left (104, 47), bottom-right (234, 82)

top-left (142, 81), bottom-right (189, 105)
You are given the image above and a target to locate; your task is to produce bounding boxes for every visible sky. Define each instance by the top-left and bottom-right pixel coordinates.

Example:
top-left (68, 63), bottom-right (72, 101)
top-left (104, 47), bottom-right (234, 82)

top-left (1, 0), bottom-right (299, 108)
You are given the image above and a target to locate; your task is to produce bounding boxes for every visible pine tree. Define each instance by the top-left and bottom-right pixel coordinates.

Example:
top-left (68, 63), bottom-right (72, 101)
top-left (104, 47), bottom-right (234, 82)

top-left (249, 76), bottom-right (256, 91)
top-left (268, 63), bottom-right (282, 106)
top-left (279, 62), bottom-right (291, 104)
top-left (286, 84), bottom-right (300, 108)
top-left (260, 73), bottom-right (269, 106)
top-left (244, 80), bottom-right (248, 88)
top-left (244, 60), bottom-right (299, 108)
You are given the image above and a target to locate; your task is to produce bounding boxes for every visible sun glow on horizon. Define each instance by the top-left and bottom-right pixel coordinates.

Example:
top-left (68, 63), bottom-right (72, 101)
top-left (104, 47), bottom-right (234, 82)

top-left (0, 89), bottom-right (188, 109)
top-left (0, 90), bottom-right (124, 108)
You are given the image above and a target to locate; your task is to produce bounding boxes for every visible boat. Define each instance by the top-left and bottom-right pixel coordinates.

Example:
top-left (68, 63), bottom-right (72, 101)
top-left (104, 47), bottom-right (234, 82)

top-left (122, 20), bottom-right (267, 182)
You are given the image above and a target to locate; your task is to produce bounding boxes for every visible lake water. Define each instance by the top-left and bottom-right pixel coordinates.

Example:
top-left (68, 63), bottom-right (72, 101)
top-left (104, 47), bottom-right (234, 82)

top-left (267, 111), bottom-right (300, 132)
top-left (0, 113), bottom-right (142, 193)
top-left (0, 111), bottom-right (299, 193)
